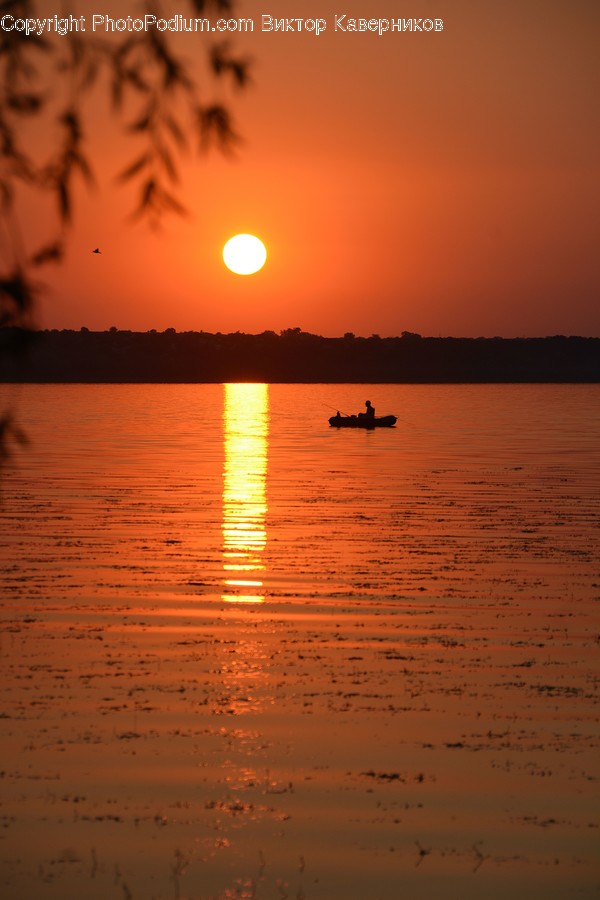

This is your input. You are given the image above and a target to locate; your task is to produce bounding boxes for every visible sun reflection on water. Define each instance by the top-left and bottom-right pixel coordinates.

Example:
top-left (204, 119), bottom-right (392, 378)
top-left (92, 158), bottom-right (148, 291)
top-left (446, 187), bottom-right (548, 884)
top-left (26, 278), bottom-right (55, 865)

top-left (222, 383), bottom-right (269, 603)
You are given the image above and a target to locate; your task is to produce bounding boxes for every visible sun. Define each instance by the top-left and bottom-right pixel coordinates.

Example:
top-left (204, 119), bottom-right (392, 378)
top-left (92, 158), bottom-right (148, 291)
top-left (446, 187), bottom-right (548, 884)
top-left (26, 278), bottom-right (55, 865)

top-left (223, 234), bottom-right (267, 275)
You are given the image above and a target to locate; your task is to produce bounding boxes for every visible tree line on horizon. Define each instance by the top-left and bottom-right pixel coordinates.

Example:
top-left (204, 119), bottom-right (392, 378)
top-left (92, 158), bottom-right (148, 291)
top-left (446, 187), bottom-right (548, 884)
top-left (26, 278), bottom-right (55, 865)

top-left (1, 327), bottom-right (598, 383)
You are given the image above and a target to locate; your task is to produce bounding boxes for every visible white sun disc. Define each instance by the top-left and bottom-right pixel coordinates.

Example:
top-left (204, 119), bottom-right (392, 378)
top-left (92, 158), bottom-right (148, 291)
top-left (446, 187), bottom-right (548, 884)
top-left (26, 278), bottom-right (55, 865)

top-left (223, 234), bottom-right (267, 275)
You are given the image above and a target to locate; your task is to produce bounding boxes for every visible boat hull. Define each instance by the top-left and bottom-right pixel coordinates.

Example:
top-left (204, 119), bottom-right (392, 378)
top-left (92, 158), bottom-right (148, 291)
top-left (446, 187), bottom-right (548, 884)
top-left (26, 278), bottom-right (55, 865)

top-left (329, 415), bottom-right (397, 429)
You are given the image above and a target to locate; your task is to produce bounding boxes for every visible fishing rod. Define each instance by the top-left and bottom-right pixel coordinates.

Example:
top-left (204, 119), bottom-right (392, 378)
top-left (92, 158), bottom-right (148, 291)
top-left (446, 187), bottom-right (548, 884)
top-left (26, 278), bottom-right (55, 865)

top-left (322, 403), bottom-right (351, 416)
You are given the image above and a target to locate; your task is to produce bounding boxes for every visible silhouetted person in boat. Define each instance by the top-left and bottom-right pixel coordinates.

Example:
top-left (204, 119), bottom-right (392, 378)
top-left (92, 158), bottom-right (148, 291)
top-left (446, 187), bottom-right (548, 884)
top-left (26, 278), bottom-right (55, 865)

top-left (359, 400), bottom-right (375, 420)
top-left (92, 248), bottom-right (101, 254)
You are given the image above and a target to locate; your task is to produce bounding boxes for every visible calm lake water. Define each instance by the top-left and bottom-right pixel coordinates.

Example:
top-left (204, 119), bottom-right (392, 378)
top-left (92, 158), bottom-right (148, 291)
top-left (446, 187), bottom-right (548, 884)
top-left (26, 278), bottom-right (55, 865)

top-left (1, 383), bottom-right (599, 899)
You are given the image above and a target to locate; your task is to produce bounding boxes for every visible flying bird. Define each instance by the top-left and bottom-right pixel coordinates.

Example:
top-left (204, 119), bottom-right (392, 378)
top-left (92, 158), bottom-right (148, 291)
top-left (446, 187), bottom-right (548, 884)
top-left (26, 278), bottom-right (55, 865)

top-left (92, 248), bottom-right (101, 254)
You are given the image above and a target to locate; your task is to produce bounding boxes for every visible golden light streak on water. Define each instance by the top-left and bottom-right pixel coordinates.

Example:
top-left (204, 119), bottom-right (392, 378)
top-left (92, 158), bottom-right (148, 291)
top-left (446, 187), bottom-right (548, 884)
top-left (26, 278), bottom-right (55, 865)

top-left (222, 383), bottom-right (268, 603)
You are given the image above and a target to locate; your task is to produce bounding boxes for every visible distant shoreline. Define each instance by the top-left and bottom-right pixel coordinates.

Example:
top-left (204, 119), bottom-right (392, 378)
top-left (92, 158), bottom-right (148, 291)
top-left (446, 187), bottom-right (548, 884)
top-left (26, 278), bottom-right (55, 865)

top-left (1, 329), bottom-right (599, 383)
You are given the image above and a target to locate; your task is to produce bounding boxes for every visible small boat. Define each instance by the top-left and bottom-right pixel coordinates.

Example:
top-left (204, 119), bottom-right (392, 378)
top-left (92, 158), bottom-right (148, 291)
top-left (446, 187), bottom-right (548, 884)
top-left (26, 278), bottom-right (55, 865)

top-left (329, 414), bottom-right (397, 429)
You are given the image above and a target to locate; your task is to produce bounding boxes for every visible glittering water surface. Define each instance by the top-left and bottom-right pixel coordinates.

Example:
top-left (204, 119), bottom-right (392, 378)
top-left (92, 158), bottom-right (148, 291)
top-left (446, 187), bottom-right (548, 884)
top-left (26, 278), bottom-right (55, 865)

top-left (1, 383), bottom-right (599, 899)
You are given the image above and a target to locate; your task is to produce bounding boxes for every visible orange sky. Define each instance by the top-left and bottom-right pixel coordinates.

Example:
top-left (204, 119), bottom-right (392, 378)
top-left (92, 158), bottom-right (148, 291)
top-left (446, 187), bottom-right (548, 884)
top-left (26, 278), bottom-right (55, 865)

top-left (17, 0), bottom-right (600, 336)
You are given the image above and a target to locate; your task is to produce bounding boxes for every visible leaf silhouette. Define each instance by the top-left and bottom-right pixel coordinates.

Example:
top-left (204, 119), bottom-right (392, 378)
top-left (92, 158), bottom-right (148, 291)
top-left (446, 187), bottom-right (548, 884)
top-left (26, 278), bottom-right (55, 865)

top-left (0, 271), bottom-right (36, 312)
top-left (30, 242), bottom-right (64, 267)
top-left (140, 178), bottom-right (156, 210)
top-left (71, 150), bottom-right (95, 187)
top-left (157, 143), bottom-right (178, 182)
top-left (210, 43), bottom-right (251, 88)
top-left (199, 104), bottom-right (240, 152)
top-left (57, 179), bottom-right (70, 222)
top-left (116, 153), bottom-right (151, 183)
top-left (0, 180), bottom-right (13, 210)
top-left (7, 93), bottom-right (44, 115)
top-left (163, 114), bottom-right (187, 150)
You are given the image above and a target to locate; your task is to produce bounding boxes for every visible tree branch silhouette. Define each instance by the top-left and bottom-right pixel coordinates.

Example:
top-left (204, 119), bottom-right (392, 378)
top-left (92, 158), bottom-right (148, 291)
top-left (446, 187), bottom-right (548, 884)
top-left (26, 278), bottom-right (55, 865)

top-left (0, 0), bottom-right (251, 461)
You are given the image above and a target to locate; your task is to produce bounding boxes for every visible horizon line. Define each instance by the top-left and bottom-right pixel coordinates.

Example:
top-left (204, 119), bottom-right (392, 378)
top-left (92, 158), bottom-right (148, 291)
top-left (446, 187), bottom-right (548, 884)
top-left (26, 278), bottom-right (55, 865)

top-left (9, 328), bottom-right (600, 341)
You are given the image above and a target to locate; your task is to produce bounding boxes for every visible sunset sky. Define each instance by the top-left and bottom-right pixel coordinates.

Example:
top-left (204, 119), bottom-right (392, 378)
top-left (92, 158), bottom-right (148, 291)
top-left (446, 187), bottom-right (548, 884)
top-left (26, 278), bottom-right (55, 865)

top-left (16, 0), bottom-right (600, 337)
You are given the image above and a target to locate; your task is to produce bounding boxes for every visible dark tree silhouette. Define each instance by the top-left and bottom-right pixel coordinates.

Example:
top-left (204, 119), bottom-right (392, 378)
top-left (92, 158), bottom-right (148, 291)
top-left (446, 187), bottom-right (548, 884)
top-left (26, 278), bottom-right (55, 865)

top-left (0, 0), bottom-right (251, 460)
